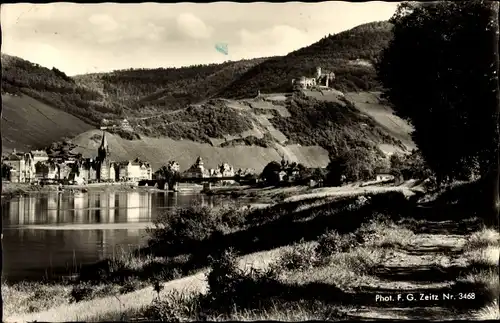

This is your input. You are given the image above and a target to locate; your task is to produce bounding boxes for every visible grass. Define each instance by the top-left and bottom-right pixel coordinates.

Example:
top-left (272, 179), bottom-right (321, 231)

top-left (357, 213), bottom-right (417, 249)
top-left (464, 245), bottom-right (500, 268)
top-left (3, 190), bottom-right (401, 320)
top-left (473, 300), bottom-right (500, 320)
top-left (123, 217), bottom-right (411, 322)
top-left (459, 228), bottom-right (500, 319)
top-left (276, 246), bottom-right (386, 289)
top-left (1, 282), bottom-right (72, 317)
top-left (86, 292), bottom-right (348, 322)
top-left (465, 227), bottom-right (500, 250)
top-left (5, 184), bottom-right (496, 321)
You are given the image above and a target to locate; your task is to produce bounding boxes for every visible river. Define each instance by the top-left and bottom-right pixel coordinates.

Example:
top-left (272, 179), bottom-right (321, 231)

top-left (1, 191), bottom-right (242, 282)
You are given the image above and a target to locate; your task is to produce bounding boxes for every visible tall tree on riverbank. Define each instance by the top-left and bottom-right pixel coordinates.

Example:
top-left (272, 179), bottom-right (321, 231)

top-left (487, 0), bottom-right (500, 229)
top-left (377, 0), bottom-right (499, 227)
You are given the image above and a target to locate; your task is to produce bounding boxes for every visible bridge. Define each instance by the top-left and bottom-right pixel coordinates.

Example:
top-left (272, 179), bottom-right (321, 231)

top-left (138, 176), bottom-right (256, 190)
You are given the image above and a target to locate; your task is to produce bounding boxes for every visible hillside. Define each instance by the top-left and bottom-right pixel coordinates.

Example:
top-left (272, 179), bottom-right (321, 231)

top-left (1, 21), bottom-right (393, 133)
top-left (218, 21), bottom-right (393, 99)
top-left (69, 92), bottom-right (410, 172)
top-left (1, 94), bottom-right (94, 152)
top-left (71, 130), bottom-right (330, 172)
top-left (1, 53), bottom-right (268, 128)
top-left (302, 90), bottom-right (415, 153)
top-left (0, 21), bottom-right (410, 170)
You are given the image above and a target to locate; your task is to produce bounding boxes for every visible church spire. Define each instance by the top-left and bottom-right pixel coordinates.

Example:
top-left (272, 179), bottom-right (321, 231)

top-left (98, 131), bottom-right (109, 161)
top-left (100, 131), bottom-right (108, 150)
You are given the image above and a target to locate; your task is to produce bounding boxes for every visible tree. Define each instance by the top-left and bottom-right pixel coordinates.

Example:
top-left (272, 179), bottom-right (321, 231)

top-left (377, 1), bottom-right (498, 184)
top-left (260, 161), bottom-right (281, 186)
top-left (155, 165), bottom-right (181, 187)
top-left (390, 150), bottom-right (432, 181)
top-left (1, 163), bottom-right (12, 180)
top-left (378, 0), bottom-right (499, 227)
top-left (326, 146), bottom-right (388, 186)
top-left (487, 0), bottom-right (500, 229)
top-left (35, 161), bottom-right (50, 178)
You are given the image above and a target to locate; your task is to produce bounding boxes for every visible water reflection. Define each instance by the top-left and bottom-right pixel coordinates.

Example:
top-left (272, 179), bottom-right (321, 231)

top-left (2, 191), bottom-right (229, 282)
top-left (4, 191), bottom-right (162, 226)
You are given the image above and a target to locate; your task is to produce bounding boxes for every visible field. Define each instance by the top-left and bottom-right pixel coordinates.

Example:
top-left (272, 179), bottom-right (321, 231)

top-left (344, 92), bottom-right (415, 151)
top-left (71, 129), bottom-right (330, 173)
top-left (3, 181), bottom-right (498, 322)
top-left (303, 89), bottom-right (416, 155)
top-left (1, 94), bottom-right (94, 152)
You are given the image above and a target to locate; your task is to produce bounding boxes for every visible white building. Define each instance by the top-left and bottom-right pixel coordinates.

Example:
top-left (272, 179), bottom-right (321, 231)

top-left (3, 150), bottom-right (35, 183)
top-left (376, 174), bottom-right (395, 182)
top-left (118, 159), bottom-right (152, 182)
top-left (30, 150), bottom-right (49, 164)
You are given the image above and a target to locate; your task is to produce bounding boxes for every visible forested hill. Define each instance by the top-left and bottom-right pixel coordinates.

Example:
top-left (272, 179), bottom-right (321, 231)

top-left (2, 21), bottom-right (392, 126)
top-left (1, 54), bottom-right (268, 127)
top-left (218, 21), bottom-right (393, 99)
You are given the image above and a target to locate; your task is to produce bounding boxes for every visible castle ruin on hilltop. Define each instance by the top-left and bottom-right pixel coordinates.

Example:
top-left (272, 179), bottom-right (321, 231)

top-left (292, 67), bottom-right (335, 90)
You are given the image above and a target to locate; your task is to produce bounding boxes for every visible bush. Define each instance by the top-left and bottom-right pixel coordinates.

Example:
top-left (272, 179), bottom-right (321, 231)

top-left (274, 241), bottom-right (318, 271)
top-left (146, 204), bottom-right (219, 247)
top-left (145, 203), bottom-right (249, 258)
top-left (326, 145), bottom-right (389, 186)
top-left (146, 290), bottom-right (203, 322)
top-left (315, 230), bottom-right (359, 259)
top-left (204, 249), bottom-right (279, 313)
top-left (107, 128), bottom-right (141, 140)
top-left (390, 150), bottom-right (432, 181)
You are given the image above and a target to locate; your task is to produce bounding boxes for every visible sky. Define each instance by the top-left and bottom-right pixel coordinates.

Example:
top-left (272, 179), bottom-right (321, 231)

top-left (1, 2), bottom-right (399, 76)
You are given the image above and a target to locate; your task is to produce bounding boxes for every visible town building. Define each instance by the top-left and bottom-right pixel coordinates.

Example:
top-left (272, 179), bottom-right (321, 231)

top-left (68, 133), bottom-right (152, 183)
top-left (184, 156), bottom-right (209, 179)
top-left (69, 158), bottom-right (98, 184)
top-left (93, 132), bottom-right (116, 182)
top-left (117, 158), bottom-right (152, 182)
top-left (2, 131), bottom-right (153, 185)
top-left (2, 149), bottom-right (35, 183)
top-left (167, 161), bottom-right (180, 173)
top-left (120, 119), bottom-right (134, 132)
top-left (30, 150), bottom-right (49, 164)
top-left (375, 173), bottom-right (395, 182)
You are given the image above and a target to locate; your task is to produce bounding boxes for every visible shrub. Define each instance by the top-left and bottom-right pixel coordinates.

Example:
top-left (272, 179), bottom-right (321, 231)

top-left (274, 241), bottom-right (318, 271)
top-left (204, 249), bottom-right (279, 313)
top-left (315, 230), bottom-right (359, 259)
top-left (146, 203), bottom-right (219, 247)
top-left (326, 145), bottom-right (389, 186)
top-left (390, 150), bottom-right (433, 181)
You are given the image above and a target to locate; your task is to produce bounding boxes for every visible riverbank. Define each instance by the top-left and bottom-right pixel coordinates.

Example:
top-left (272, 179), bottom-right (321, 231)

top-left (207, 180), bottom-right (423, 204)
top-left (1, 181), bottom-right (164, 202)
top-left (3, 180), bottom-right (498, 321)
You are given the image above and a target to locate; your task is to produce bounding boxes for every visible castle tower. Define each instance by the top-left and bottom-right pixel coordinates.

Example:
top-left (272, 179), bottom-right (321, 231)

top-left (316, 67), bottom-right (322, 79)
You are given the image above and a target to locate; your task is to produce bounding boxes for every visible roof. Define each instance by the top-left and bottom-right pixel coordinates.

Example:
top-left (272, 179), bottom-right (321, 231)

top-left (4, 151), bottom-right (31, 161)
top-left (117, 160), bottom-right (151, 167)
top-left (99, 131), bottom-right (108, 150)
top-left (4, 153), bottom-right (23, 161)
top-left (31, 150), bottom-right (49, 157)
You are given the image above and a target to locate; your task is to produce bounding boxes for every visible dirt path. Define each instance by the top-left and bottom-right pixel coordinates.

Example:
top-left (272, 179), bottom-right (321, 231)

top-left (5, 220), bottom-right (482, 322)
top-left (5, 250), bottom-right (281, 323)
top-left (346, 230), bottom-right (472, 320)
